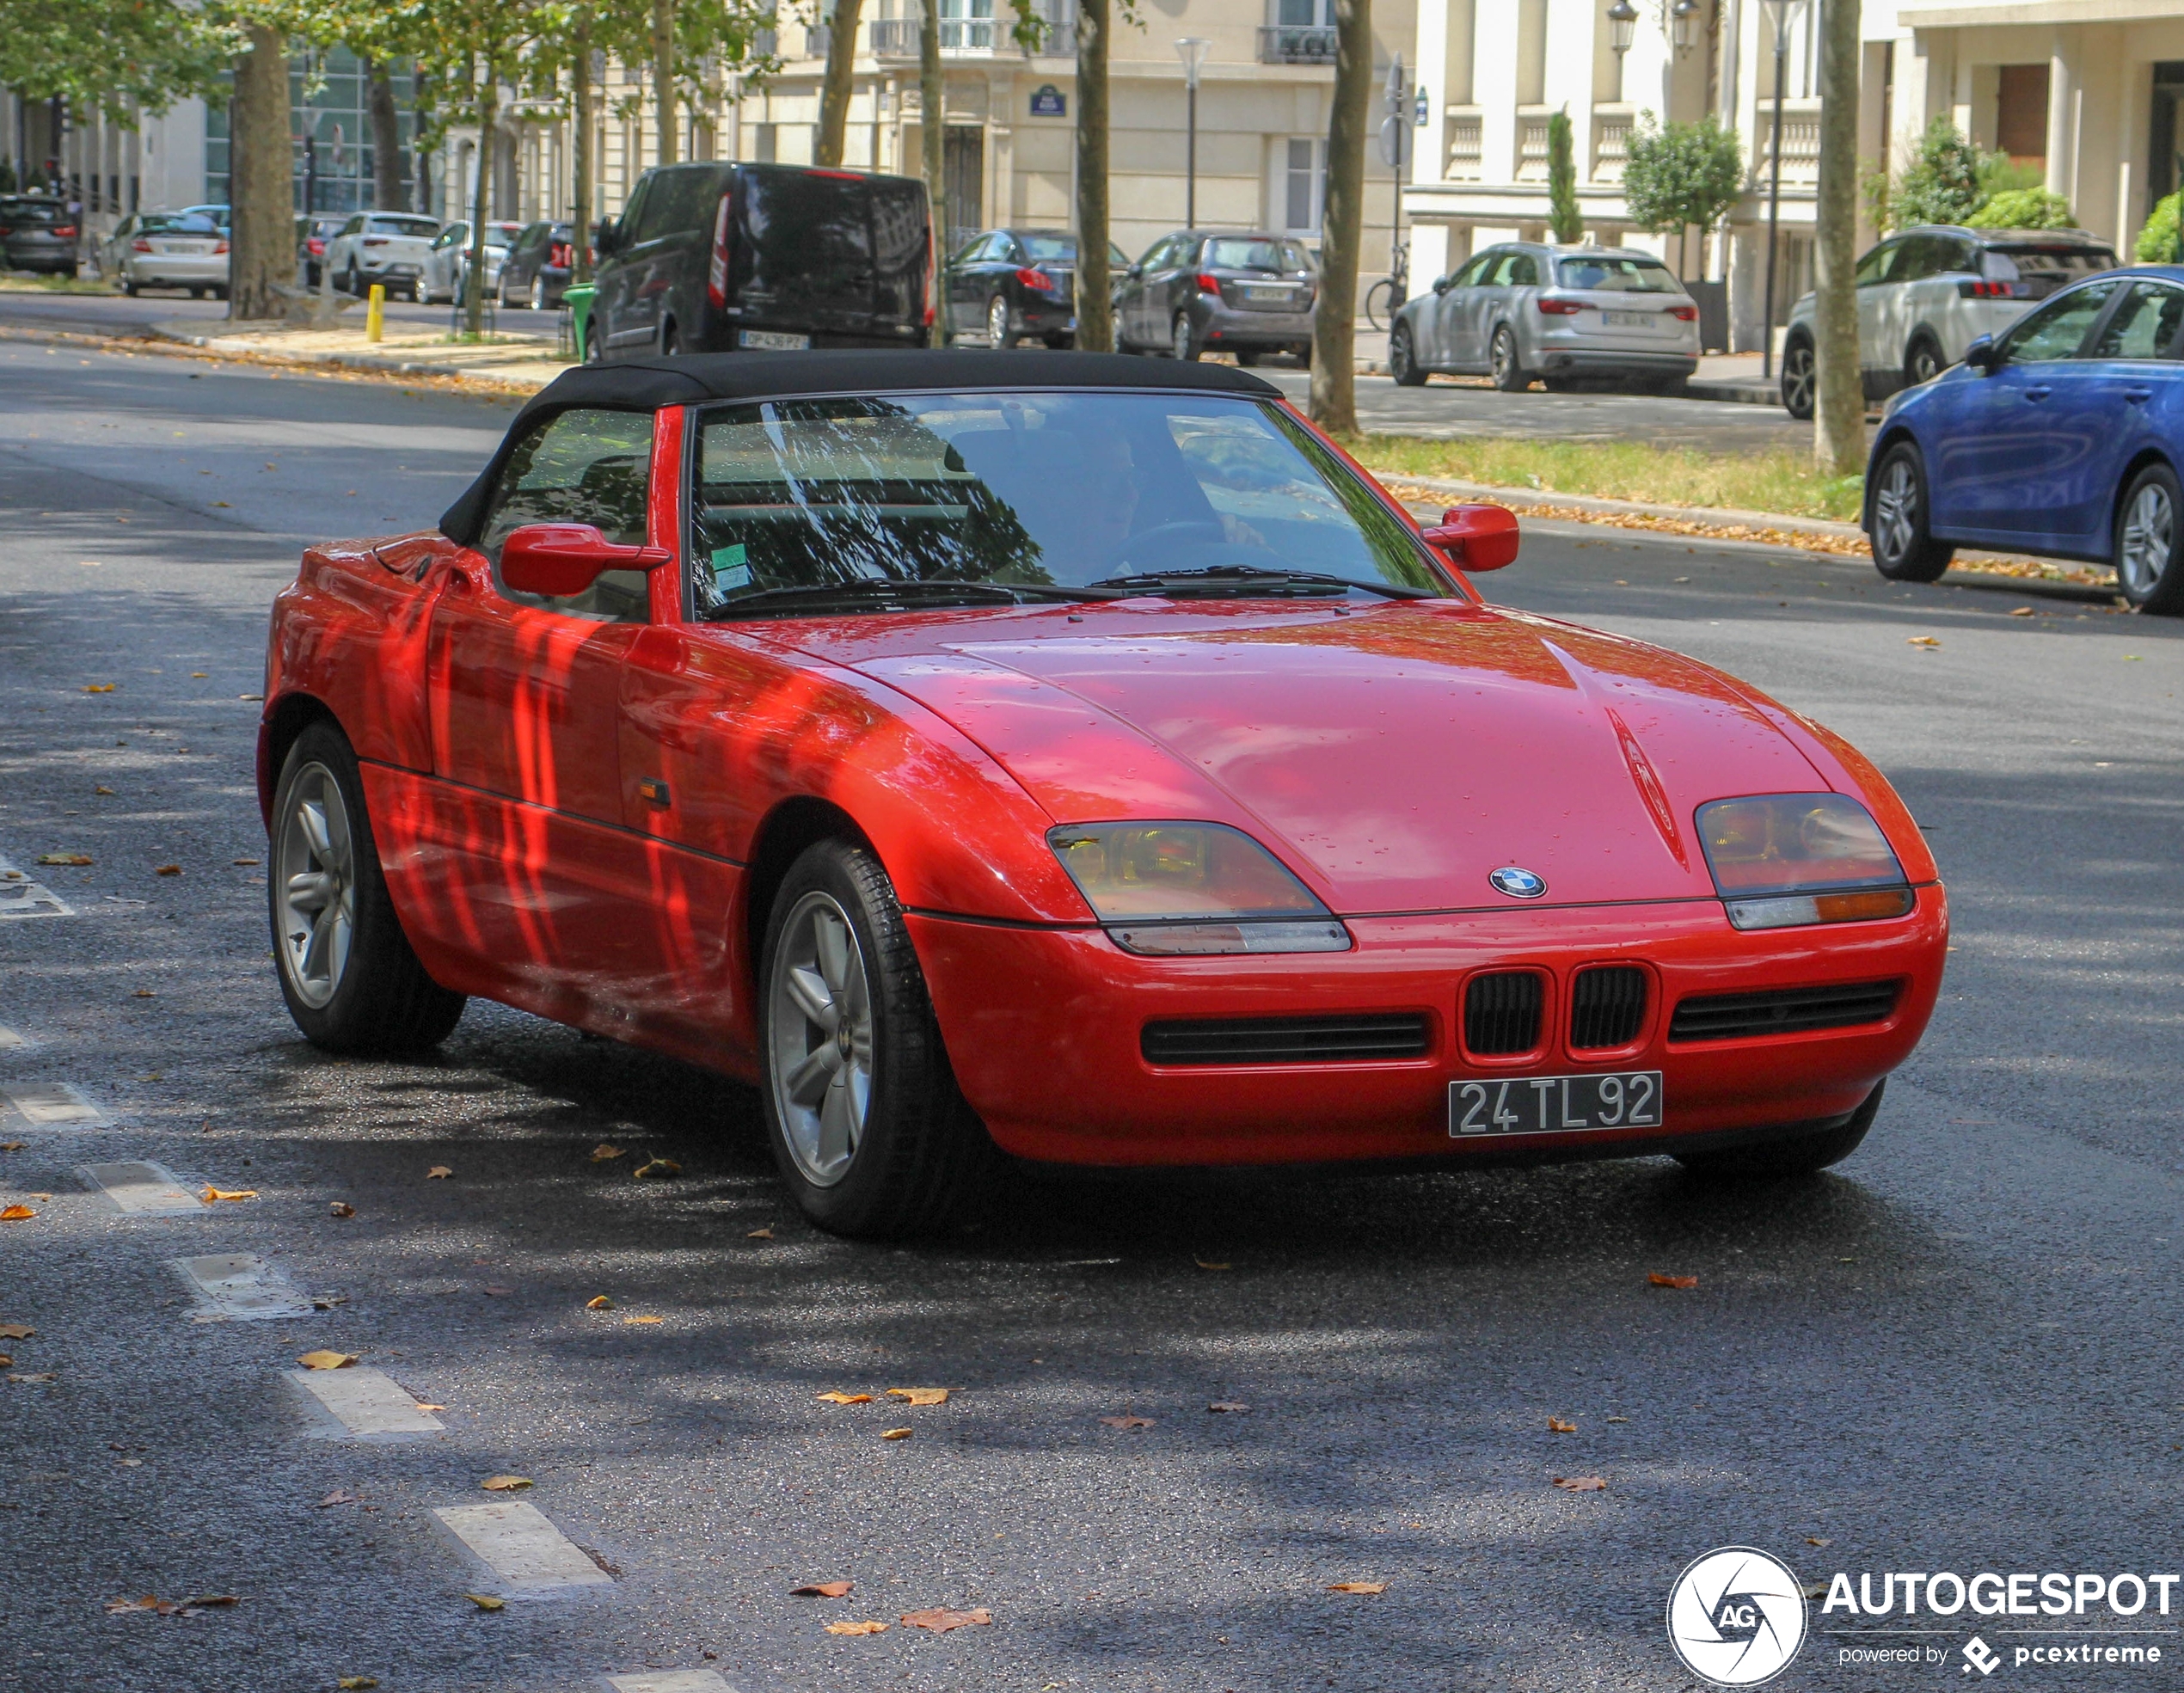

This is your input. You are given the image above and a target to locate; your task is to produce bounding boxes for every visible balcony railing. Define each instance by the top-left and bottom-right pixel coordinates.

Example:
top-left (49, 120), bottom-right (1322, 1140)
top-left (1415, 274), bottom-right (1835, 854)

top-left (868, 15), bottom-right (1070, 56)
top-left (1758, 99), bottom-right (1823, 184)
top-left (1445, 109), bottom-right (1482, 181)
top-left (1515, 109), bottom-right (1552, 182)
top-left (1592, 104), bottom-right (1633, 182)
top-left (1257, 23), bottom-right (1337, 64)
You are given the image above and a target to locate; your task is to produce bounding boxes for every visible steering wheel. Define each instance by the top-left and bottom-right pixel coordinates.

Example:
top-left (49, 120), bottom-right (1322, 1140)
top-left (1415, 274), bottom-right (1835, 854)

top-left (1101, 519), bottom-right (1228, 574)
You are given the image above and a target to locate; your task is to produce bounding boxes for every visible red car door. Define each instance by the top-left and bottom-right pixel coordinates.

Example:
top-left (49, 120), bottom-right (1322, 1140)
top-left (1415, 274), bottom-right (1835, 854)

top-left (418, 406), bottom-right (676, 1019)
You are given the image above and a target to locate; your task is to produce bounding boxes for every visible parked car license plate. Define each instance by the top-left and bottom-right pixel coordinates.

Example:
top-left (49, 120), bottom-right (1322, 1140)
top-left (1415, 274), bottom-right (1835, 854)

top-left (1244, 285), bottom-right (1298, 304)
top-left (739, 328), bottom-right (811, 350)
top-left (1601, 310), bottom-right (1654, 328)
top-left (1450, 1070), bottom-right (1662, 1137)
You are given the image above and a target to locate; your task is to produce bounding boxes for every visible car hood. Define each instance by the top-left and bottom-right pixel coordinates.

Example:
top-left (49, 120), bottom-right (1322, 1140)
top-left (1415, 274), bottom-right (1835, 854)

top-left (827, 602), bottom-right (1830, 913)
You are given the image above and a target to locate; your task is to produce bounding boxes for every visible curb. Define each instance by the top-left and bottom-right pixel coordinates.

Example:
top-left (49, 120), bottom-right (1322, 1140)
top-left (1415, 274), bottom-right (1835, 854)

top-left (146, 321), bottom-right (560, 393)
top-left (1685, 377), bottom-right (1779, 407)
top-left (1371, 471), bottom-right (1865, 543)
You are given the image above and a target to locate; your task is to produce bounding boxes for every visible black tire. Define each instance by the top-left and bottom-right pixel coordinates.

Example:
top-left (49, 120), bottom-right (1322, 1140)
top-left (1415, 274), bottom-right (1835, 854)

top-left (1905, 334), bottom-right (1945, 388)
top-left (659, 320), bottom-right (678, 357)
top-left (758, 839), bottom-right (993, 1239)
top-left (1390, 321), bottom-right (1426, 386)
top-left (1867, 440), bottom-right (1954, 583)
top-left (1234, 348), bottom-right (1261, 367)
top-left (268, 721), bottom-right (465, 1055)
top-left (212, 285), bottom-right (230, 302)
top-left (1676, 1081), bottom-right (1885, 1179)
top-left (344, 261), bottom-right (363, 298)
top-left (581, 319), bottom-right (602, 365)
top-left (1489, 324), bottom-right (1529, 392)
top-left (2114, 460), bottom-right (2184, 614)
top-left (1294, 340), bottom-right (1312, 369)
top-left (1043, 333), bottom-right (1073, 350)
top-left (122, 278), bottom-right (139, 298)
top-left (1780, 335), bottom-right (1816, 419)
top-left (1171, 312), bottom-right (1199, 362)
top-left (986, 293), bottom-right (1016, 350)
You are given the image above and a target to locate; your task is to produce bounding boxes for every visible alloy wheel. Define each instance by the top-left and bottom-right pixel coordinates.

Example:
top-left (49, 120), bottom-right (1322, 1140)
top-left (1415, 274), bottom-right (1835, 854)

top-left (988, 294), bottom-right (1011, 348)
top-left (2120, 481), bottom-right (2174, 599)
top-left (1874, 457), bottom-right (1919, 566)
top-left (1782, 346), bottom-right (1815, 415)
top-left (1491, 328), bottom-right (1517, 386)
top-left (1908, 341), bottom-right (1942, 385)
top-left (1390, 324), bottom-right (1414, 383)
top-left (1173, 314), bottom-right (1196, 362)
top-left (531, 273), bottom-right (547, 310)
top-left (768, 891), bottom-right (874, 1187)
top-left (274, 762), bottom-right (356, 1010)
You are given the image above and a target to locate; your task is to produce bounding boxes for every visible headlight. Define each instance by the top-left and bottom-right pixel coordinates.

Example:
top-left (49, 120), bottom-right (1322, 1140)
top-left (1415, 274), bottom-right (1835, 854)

top-left (1047, 821), bottom-right (1351, 955)
top-left (1696, 794), bottom-right (1914, 932)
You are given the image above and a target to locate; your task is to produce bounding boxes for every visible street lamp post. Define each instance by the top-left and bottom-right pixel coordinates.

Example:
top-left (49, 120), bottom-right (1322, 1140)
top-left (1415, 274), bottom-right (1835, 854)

top-left (1605, 0), bottom-right (1638, 58)
top-left (1759, 0), bottom-right (1804, 381)
top-left (1175, 37), bottom-right (1209, 229)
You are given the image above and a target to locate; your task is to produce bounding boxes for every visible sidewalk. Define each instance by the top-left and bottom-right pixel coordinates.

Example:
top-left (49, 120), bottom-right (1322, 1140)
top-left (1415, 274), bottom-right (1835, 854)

top-left (1687, 352), bottom-right (1776, 406)
top-left (149, 316), bottom-right (571, 391)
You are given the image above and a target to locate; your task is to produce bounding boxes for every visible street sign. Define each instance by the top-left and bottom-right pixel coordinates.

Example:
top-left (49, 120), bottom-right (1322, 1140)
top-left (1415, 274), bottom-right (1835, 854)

top-left (1377, 113), bottom-right (1413, 169)
top-left (1030, 83), bottom-right (1066, 117)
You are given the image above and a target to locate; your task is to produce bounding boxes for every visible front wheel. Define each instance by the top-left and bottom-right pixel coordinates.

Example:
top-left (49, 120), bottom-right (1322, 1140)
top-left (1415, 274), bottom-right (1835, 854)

top-left (987, 292), bottom-right (1015, 349)
top-left (1780, 336), bottom-right (1816, 419)
top-left (1390, 321), bottom-right (1426, 386)
top-left (531, 273), bottom-right (547, 310)
top-left (269, 721), bottom-right (465, 1054)
top-left (760, 839), bottom-right (992, 1238)
top-left (1868, 441), bottom-right (1954, 583)
top-left (1676, 1082), bottom-right (1885, 1179)
top-left (1489, 324), bottom-right (1529, 392)
top-left (2116, 462), bottom-right (2184, 614)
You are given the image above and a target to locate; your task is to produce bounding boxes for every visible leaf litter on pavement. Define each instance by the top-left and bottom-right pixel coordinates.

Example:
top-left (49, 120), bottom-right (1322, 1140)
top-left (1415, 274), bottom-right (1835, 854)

top-left (791, 1581), bottom-right (854, 1598)
top-left (298, 1351), bottom-right (357, 1371)
top-left (886, 1387), bottom-right (948, 1406)
top-left (480, 1475), bottom-right (532, 1491)
top-left (825, 1620), bottom-right (888, 1635)
top-left (817, 1391), bottom-right (872, 1405)
top-left (901, 1607), bottom-right (991, 1632)
top-left (1327, 1582), bottom-right (1387, 1595)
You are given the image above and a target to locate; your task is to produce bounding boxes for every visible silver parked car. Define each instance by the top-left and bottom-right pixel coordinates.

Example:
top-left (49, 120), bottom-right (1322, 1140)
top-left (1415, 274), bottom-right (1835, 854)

top-left (322, 210), bottom-right (442, 300)
top-left (102, 211), bottom-right (229, 298)
top-left (1390, 242), bottom-right (1702, 392)
top-left (417, 219), bottom-right (522, 305)
top-left (1779, 224), bottom-right (2117, 418)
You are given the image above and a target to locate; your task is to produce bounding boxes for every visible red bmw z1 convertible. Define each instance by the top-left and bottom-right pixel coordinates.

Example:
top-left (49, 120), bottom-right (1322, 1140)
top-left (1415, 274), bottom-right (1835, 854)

top-left (258, 351), bottom-right (1946, 1237)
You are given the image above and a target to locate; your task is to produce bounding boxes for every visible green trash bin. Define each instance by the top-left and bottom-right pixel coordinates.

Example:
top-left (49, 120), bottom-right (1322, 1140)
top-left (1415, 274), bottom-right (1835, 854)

top-left (564, 282), bottom-right (598, 365)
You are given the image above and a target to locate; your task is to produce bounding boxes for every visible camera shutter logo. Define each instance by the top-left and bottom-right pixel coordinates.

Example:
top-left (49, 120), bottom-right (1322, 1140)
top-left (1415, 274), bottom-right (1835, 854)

top-left (1666, 1547), bottom-right (1809, 1686)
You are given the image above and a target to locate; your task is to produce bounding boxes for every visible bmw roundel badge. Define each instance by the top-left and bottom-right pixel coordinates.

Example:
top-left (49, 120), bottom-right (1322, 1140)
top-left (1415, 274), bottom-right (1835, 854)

top-left (1489, 866), bottom-right (1548, 899)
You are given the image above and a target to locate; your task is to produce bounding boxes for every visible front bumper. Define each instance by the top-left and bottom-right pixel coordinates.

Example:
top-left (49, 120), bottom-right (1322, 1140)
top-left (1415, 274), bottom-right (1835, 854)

top-left (909, 889), bottom-right (1946, 1167)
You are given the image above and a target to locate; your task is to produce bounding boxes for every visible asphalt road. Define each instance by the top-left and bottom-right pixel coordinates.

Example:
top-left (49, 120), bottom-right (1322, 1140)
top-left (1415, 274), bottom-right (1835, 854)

top-left (2, 335), bottom-right (2181, 1693)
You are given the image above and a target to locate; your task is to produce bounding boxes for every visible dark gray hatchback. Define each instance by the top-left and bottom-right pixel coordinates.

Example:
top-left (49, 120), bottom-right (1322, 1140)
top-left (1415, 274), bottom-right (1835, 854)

top-left (590, 162), bottom-right (931, 360)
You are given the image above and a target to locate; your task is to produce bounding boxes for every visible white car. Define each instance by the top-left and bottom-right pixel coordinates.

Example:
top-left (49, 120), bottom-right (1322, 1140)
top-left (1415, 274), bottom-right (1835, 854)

top-left (417, 220), bottom-right (522, 305)
top-left (322, 210), bottom-right (442, 300)
top-left (102, 210), bottom-right (229, 298)
top-left (1779, 224), bottom-right (2117, 416)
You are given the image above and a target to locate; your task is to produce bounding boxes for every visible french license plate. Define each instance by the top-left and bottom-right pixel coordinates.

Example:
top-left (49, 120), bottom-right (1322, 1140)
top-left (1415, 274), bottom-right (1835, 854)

top-left (739, 328), bottom-right (810, 350)
top-left (171, 242), bottom-right (210, 254)
top-left (1601, 310), bottom-right (1653, 328)
top-left (1245, 285), bottom-right (1297, 304)
top-left (1450, 1070), bottom-right (1662, 1137)
top-left (388, 263), bottom-right (418, 275)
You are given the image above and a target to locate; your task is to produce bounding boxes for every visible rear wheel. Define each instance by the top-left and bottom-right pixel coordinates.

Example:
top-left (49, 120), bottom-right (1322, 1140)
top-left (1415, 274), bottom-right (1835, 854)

top-left (986, 292), bottom-right (1015, 349)
top-left (1171, 312), bottom-right (1200, 362)
top-left (531, 273), bottom-right (547, 310)
top-left (1905, 333), bottom-right (1945, 388)
top-left (1677, 1082), bottom-right (1884, 1179)
top-left (2116, 462), bottom-right (2184, 614)
top-left (1390, 321), bottom-right (1426, 386)
top-left (760, 839), bottom-right (993, 1238)
top-left (1234, 348), bottom-right (1261, 367)
top-left (1868, 441), bottom-right (1954, 583)
top-left (1780, 335), bottom-right (1816, 419)
top-left (659, 319), bottom-right (679, 357)
top-left (1489, 324), bottom-right (1529, 391)
top-left (270, 721), bottom-right (465, 1055)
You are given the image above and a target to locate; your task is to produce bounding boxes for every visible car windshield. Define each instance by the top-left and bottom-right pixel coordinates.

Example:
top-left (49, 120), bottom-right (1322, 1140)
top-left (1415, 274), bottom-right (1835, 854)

top-left (689, 390), bottom-right (1449, 616)
top-left (1017, 233), bottom-right (1132, 267)
top-left (1555, 255), bottom-right (1680, 293)
top-left (1204, 238), bottom-right (1310, 273)
top-left (369, 216), bottom-right (439, 238)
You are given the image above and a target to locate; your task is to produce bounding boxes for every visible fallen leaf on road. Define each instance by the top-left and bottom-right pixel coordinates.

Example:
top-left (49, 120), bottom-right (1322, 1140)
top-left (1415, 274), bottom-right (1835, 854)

top-left (316, 1491), bottom-right (360, 1508)
top-left (1647, 1273), bottom-right (1697, 1290)
top-left (1101, 1415), bottom-right (1154, 1430)
top-left (340, 1678), bottom-right (380, 1689)
top-left (414, 1403), bottom-right (446, 1413)
top-left (1194, 1258), bottom-right (1231, 1270)
top-left (9, 1372), bottom-right (55, 1383)
top-left (586, 1296), bottom-right (615, 1310)
top-left (633, 1157), bottom-right (681, 1179)
top-left (231, 857), bottom-right (259, 866)
top-left (825, 1620), bottom-right (887, 1635)
top-left (901, 1607), bottom-right (991, 1633)
top-left (1327, 1582), bottom-right (1386, 1595)
top-left (480, 1475), bottom-right (531, 1491)
top-left (1548, 1418), bottom-right (1577, 1433)
top-left (1, 1206), bottom-right (39, 1222)
top-left (0, 1354), bottom-right (9, 1367)
top-left (96, 786), bottom-right (116, 795)
top-left (1907, 635), bottom-right (1941, 648)
top-left (0, 1325), bottom-right (33, 1340)
top-left (328, 1202), bottom-right (354, 1218)
top-left (83, 684), bottom-right (116, 694)
top-left (2009, 606), bottom-right (2036, 617)
top-left (1207, 1402), bottom-right (1251, 1414)
top-left (818, 1392), bottom-right (872, 1405)
top-left (117, 1457), bottom-right (140, 1467)
top-left (792, 1581), bottom-right (854, 1598)
top-left (201, 1187), bottom-right (257, 1203)
top-left (132, 990), bottom-right (156, 999)
top-left (880, 1427), bottom-right (913, 1441)
top-left (35, 853), bottom-right (92, 866)
top-left (106, 1597), bottom-right (168, 1615)
top-left (298, 1351), bottom-right (357, 1371)
top-left (426, 1166), bottom-right (452, 1180)
top-left (482, 1285), bottom-right (514, 1297)
top-left (1807, 1537), bottom-right (1832, 1547)
top-left (1605, 1415), bottom-right (1629, 1423)
top-left (589, 1144), bottom-right (625, 1162)
top-left (0, 1144), bottom-right (23, 1152)
top-left (465, 1595), bottom-right (504, 1611)
top-left (623, 1315), bottom-right (662, 1326)
top-left (187, 1596), bottom-right (237, 1608)
top-left (1552, 1476), bottom-right (1607, 1491)
top-left (155, 864), bottom-right (181, 877)
top-left (746, 1227), bottom-right (774, 1239)
top-left (887, 1387), bottom-right (948, 1406)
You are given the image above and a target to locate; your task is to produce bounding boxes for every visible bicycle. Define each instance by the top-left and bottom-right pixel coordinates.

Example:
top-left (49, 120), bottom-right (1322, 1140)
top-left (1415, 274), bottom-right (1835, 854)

top-left (1364, 240), bottom-right (1410, 332)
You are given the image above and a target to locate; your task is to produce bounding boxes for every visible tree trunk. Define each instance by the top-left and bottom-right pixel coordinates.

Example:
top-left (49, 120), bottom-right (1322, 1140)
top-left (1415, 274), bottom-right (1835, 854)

top-left (1813, 0), bottom-right (1862, 475)
top-left (816, 0), bottom-right (864, 168)
top-left (227, 22), bottom-right (290, 321)
top-left (365, 57), bottom-right (406, 211)
top-left (919, 0), bottom-right (948, 345)
top-left (653, 0), bottom-right (678, 166)
top-left (1309, 0), bottom-right (1369, 431)
top-left (1071, 0), bottom-right (1110, 353)
top-left (465, 74), bottom-right (498, 337)
top-left (573, 18), bottom-right (594, 281)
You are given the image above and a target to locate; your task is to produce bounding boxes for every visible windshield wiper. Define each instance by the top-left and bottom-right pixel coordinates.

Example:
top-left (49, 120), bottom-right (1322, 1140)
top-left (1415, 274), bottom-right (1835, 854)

top-left (1088, 565), bottom-right (1437, 601)
top-left (704, 578), bottom-right (1121, 619)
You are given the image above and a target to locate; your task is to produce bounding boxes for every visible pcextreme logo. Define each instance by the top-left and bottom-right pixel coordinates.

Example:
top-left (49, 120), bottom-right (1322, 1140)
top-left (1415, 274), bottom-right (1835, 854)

top-left (1667, 1546), bottom-right (1810, 1686)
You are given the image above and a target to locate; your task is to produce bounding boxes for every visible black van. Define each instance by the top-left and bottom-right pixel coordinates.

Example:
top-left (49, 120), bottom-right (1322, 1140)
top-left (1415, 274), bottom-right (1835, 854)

top-left (588, 162), bottom-right (931, 360)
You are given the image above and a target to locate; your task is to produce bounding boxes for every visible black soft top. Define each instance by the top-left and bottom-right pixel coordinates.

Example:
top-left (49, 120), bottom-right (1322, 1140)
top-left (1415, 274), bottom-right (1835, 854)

top-left (438, 349), bottom-right (1283, 544)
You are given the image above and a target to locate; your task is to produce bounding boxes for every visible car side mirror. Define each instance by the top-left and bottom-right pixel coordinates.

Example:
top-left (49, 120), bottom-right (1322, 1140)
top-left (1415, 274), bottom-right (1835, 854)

top-left (1419, 504), bottom-right (1521, 573)
top-left (1962, 334), bottom-right (1997, 373)
top-left (1127, 263), bottom-right (1144, 279)
top-left (1433, 275), bottom-right (1453, 295)
top-left (499, 524), bottom-right (672, 597)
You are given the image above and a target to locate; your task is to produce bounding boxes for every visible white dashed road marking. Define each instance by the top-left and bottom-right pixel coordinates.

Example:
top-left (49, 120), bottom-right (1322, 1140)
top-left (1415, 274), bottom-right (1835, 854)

top-left (433, 1500), bottom-right (615, 1594)
top-left (287, 1365), bottom-right (445, 1437)
top-left (0, 862), bottom-right (73, 920)
top-left (607, 1672), bottom-right (736, 1693)
top-left (175, 1253), bottom-right (316, 1320)
top-left (0, 1027), bottom-right (27, 1052)
top-left (81, 1161), bottom-right (199, 1215)
top-left (1, 1083), bottom-right (107, 1126)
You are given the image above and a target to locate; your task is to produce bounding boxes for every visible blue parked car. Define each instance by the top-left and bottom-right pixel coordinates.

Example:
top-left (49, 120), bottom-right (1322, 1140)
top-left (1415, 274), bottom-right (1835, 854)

top-left (1862, 266), bottom-right (2184, 613)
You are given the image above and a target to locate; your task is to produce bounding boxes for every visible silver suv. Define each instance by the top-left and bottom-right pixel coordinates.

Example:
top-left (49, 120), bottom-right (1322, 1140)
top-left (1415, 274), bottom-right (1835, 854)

top-left (1389, 242), bottom-right (1702, 393)
top-left (1779, 224), bottom-right (2116, 417)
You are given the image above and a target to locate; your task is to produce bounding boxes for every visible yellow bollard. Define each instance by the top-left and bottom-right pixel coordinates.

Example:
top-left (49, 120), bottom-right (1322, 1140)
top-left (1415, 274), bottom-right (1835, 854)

top-left (365, 282), bottom-right (384, 343)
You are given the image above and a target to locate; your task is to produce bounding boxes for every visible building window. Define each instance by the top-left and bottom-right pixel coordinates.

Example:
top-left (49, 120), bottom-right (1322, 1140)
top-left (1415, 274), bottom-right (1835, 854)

top-left (1285, 137), bottom-right (1322, 232)
top-left (755, 122), bottom-right (778, 163)
top-left (1275, 0), bottom-right (1331, 22)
